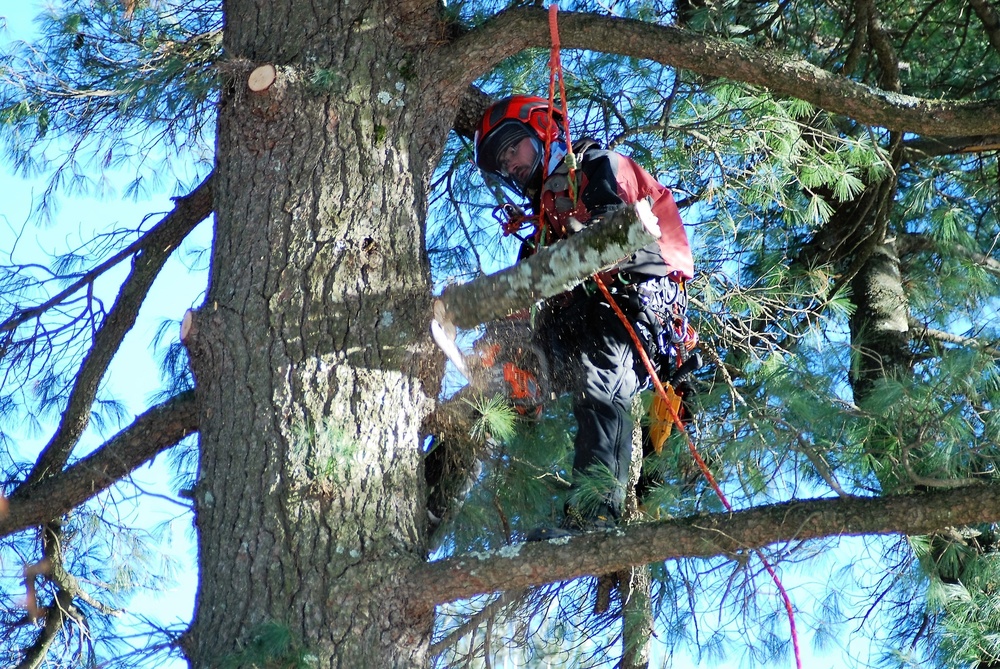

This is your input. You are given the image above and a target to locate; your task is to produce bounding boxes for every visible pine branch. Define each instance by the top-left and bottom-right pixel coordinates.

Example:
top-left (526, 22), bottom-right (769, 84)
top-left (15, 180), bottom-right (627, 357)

top-left (899, 232), bottom-right (1000, 279)
top-left (903, 134), bottom-right (1000, 160)
top-left (21, 174), bottom-right (212, 488)
top-left (13, 587), bottom-right (76, 669)
top-left (15, 524), bottom-right (82, 669)
top-left (0, 391), bottom-right (199, 538)
top-left (909, 319), bottom-right (1000, 358)
top-left (856, 0), bottom-right (900, 92)
top-left (429, 589), bottom-right (527, 657)
top-left (410, 483), bottom-right (1000, 609)
top-left (423, 387), bottom-right (494, 544)
top-left (444, 8), bottom-right (1000, 137)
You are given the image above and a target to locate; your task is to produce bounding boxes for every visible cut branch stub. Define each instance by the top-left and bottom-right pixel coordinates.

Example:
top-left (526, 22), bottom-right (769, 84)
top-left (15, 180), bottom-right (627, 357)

top-left (248, 64), bottom-right (277, 92)
top-left (430, 300), bottom-right (470, 380)
top-left (436, 203), bottom-right (660, 330)
top-left (180, 309), bottom-right (196, 344)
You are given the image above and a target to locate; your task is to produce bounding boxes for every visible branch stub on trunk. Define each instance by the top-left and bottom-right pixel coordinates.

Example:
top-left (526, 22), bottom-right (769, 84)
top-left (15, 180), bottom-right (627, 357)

top-left (180, 309), bottom-right (196, 344)
top-left (248, 64), bottom-right (277, 92)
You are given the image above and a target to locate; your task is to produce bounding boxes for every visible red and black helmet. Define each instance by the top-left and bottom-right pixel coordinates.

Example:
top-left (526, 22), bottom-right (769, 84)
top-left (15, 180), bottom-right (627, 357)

top-left (474, 95), bottom-right (564, 190)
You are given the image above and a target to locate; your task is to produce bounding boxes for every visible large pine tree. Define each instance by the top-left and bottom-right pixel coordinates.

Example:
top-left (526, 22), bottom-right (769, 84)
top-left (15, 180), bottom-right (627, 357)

top-left (3, 1), bottom-right (1000, 667)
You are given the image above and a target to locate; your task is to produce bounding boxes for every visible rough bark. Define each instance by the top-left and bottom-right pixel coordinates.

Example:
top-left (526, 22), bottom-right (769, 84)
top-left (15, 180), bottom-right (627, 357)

top-left (619, 400), bottom-right (652, 669)
top-left (849, 237), bottom-right (911, 400)
top-left (182, 2), bottom-right (450, 666)
top-left (619, 566), bottom-right (652, 669)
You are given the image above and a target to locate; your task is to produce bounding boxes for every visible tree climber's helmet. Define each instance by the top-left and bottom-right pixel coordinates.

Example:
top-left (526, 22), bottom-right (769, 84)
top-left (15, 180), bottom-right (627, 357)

top-left (474, 95), bottom-right (563, 196)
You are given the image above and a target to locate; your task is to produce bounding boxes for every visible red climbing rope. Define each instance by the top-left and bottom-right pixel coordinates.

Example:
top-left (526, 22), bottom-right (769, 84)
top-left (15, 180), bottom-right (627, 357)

top-left (543, 4), bottom-right (803, 665)
top-left (593, 276), bottom-right (802, 668)
top-left (546, 4), bottom-right (577, 199)
top-left (535, 2), bottom-right (578, 248)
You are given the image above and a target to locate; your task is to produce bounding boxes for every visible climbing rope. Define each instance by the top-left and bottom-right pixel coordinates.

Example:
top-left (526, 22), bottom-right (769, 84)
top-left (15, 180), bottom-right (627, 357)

top-left (593, 276), bottom-right (802, 668)
top-left (544, 4), bottom-right (803, 666)
top-left (546, 4), bottom-right (577, 199)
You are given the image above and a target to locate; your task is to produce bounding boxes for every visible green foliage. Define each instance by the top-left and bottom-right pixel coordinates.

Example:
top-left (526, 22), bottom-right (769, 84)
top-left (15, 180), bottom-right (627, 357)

top-left (4, 0), bottom-right (1000, 666)
top-left (437, 394), bottom-right (576, 553)
top-left (429, 10), bottom-right (1000, 657)
top-left (465, 393), bottom-right (518, 443)
top-left (151, 317), bottom-right (195, 399)
top-left (309, 67), bottom-right (344, 92)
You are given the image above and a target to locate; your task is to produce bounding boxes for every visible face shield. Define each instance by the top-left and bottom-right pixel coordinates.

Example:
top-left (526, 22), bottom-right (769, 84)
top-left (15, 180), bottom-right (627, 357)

top-left (475, 120), bottom-right (543, 197)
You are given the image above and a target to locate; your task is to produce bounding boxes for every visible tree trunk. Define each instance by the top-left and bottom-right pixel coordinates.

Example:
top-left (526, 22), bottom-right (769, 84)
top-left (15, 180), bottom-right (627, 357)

top-left (619, 399), bottom-right (652, 669)
top-left (183, 2), bottom-right (447, 666)
top-left (619, 566), bottom-right (652, 669)
top-left (849, 236), bottom-right (911, 401)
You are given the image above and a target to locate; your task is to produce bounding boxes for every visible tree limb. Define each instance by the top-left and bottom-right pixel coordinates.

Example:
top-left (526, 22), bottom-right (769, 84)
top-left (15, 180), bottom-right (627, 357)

top-left (435, 203), bottom-right (659, 330)
top-left (899, 231), bottom-right (1000, 279)
top-left (409, 483), bottom-right (1000, 608)
top-left (22, 173), bottom-right (212, 488)
top-left (443, 8), bottom-right (1000, 137)
top-left (903, 134), bottom-right (1000, 160)
top-left (1, 391), bottom-right (199, 538)
top-left (15, 520), bottom-right (123, 668)
top-left (14, 587), bottom-right (76, 669)
top-left (908, 319), bottom-right (1000, 358)
top-left (429, 589), bottom-right (526, 657)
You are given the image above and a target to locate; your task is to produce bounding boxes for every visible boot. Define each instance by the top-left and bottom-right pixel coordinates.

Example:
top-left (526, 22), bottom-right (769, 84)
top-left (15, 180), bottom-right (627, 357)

top-left (524, 502), bottom-right (617, 542)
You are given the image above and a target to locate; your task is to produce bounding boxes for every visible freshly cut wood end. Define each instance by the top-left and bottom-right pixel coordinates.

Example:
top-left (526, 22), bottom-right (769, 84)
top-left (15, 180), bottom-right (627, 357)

top-left (634, 200), bottom-right (661, 239)
top-left (248, 64), bottom-right (277, 92)
top-left (180, 309), bottom-right (195, 343)
top-left (432, 299), bottom-right (448, 326)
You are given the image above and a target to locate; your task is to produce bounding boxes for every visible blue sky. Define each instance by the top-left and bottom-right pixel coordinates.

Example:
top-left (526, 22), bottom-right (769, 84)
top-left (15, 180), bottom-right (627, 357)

top-left (1, 6), bottom-right (201, 667)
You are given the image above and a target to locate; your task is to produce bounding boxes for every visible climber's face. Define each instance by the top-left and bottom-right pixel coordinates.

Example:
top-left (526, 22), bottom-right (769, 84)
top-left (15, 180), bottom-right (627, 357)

top-left (497, 136), bottom-right (539, 186)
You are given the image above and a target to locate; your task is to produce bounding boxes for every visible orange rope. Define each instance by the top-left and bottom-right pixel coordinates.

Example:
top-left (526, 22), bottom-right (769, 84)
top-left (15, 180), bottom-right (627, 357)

top-left (533, 4), bottom-right (584, 247)
top-left (542, 11), bottom-right (800, 663)
top-left (547, 5), bottom-right (577, 199)
top-left (593, 275), bottom-right (802, 668)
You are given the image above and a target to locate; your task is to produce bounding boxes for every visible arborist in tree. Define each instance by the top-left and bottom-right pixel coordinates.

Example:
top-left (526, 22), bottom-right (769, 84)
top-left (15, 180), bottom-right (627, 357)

top-left (473, 95), bottom-right (696, 538)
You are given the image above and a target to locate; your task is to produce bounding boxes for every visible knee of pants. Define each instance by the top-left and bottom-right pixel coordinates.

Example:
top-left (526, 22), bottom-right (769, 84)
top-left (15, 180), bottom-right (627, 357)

top-left (573, 397), bottom-right (634, 473)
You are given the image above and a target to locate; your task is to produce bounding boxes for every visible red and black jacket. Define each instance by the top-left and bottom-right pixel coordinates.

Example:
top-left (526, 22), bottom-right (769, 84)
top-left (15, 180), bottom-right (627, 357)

top-left (525, 139), bottom-right (693, 282)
